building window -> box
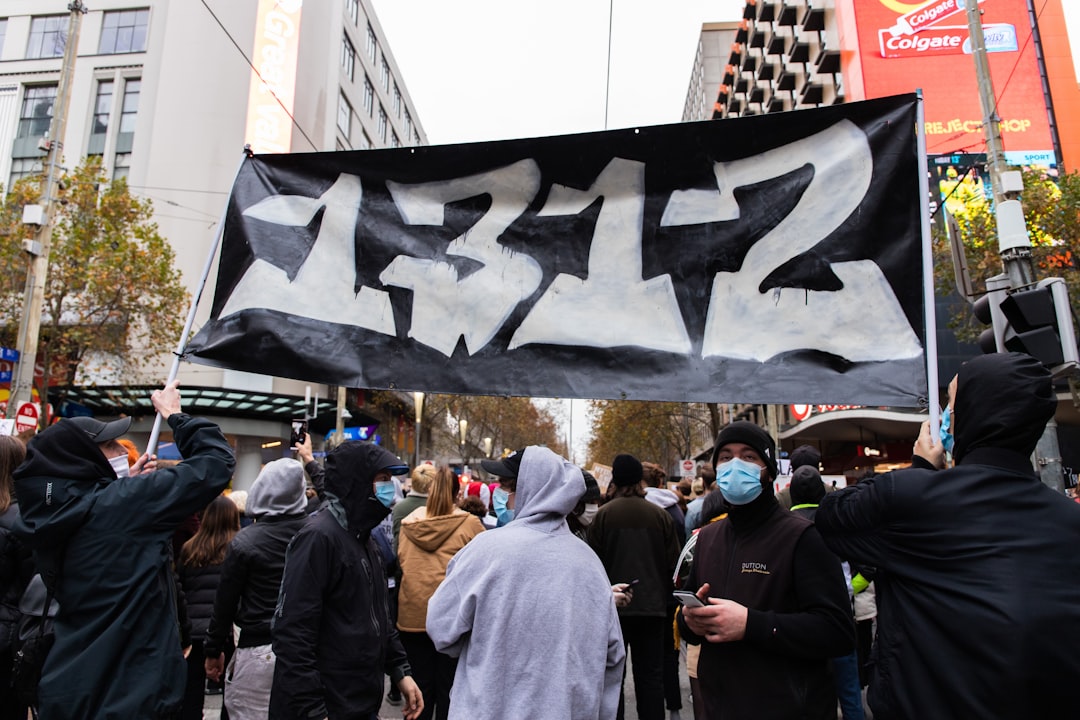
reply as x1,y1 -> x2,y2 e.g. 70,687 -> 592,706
345,0 -> 358,25
366,23 -> 377,63
119,79 -> 140,134
380,56 -> 390,92
113,152 -> 132,181
99,9 -> 149,55
413,130 -> 421,146
0,19 -> 8,58
404,110 -> 412,140
17,85 -> 57,139
391,131 -> 400,148
363,77 -> 374,116
358,130 -> 371,150
393,84 -> 401,118
9,158 -> 43,188
341,33 -> 356,82
26,15 -> 68,59
91,80 -> 114,135
377,106 -> 387,143
338,92 -> 352,137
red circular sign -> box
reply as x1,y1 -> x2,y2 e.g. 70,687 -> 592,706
15,402 -> 39,433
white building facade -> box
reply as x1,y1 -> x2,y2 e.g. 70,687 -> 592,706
0,0 -> 427,486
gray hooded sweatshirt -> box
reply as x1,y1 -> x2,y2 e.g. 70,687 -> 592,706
427,446 -> 625,720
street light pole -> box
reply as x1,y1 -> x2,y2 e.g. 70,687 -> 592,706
459,418 -> 468,478
7,1 -> 87,422
413,391 -> 424,468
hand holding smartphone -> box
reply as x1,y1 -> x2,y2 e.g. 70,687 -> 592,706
290,419 -> 308,447
672,590 -> 706,608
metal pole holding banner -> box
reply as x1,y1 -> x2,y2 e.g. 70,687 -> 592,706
916,90 -> 941,441
145,147 -> 253,456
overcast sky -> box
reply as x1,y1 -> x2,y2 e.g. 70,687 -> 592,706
371,0 -> 1080,146
368,0 -> 1080,462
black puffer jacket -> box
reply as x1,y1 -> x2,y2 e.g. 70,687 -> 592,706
0,504 -> 34,655
178,562 -> 224,639
269,442 -> 411,720
817,353 -> 1080,720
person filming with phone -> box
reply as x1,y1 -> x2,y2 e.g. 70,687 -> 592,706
676,422 -> 854,720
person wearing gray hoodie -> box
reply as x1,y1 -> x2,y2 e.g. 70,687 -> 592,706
204,457 -> 309,720
426,445 -> 625,720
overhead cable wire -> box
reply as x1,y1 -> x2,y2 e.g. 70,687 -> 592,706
198,0 -> 318,151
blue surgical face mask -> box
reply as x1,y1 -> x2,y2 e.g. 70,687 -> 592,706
492,487 -> 514,525
940,406 -> 955,455
374,480 -> 397,508
715,457 -> 764,506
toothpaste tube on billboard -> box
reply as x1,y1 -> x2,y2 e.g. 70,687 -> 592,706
879,23 -> 1018,59
887,0 -> 985,38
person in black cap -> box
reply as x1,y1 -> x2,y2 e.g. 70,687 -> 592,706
12,380 -> 236,719
816,352 -> 1080,720
677,421 -> 854,720
481,449 -> 524,527
588,453 -> 680,720
270,441 -> 423,720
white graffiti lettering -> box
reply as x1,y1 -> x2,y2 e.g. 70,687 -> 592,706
661,120 -> 922,362
511,158 -> 691,354
380,160 -> 543,356
220,174 -> 396,334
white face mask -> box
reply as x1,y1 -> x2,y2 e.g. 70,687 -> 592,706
578,503 -> 599,527
108,454 -> 130,478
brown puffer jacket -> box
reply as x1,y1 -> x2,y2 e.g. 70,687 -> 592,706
397,508 -> 484,632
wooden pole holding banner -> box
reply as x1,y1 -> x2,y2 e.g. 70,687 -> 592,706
916,90 -> 941,440
145,147 -> 253,456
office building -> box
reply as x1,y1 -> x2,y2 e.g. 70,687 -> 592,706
0,0 -> 427,486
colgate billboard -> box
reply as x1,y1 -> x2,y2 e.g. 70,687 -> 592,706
843,0 -> 1055,163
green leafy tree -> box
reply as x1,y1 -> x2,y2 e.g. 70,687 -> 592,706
935,167 -> 1080,343
586,400 -> 716,471
0,158 -> 189,418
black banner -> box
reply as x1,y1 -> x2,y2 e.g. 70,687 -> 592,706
187,94 -> 927,405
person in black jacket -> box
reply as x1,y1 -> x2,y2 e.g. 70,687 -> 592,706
205,457 -> 308,720
677,421 -> 854,720
12,380 -> 236,719
816,352 -> 1080,720
0,434 -> 31,720
588,453 -> 680,720
178,495 -> 240,720
269,441 -> 423,720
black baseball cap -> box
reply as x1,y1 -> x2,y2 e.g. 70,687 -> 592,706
67,416 -> 133,444
481,448 -> 525,478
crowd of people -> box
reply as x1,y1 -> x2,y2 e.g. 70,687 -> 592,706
1,352 -> 1080,719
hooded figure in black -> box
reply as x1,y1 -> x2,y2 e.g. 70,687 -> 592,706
817,352 -> 1080,720
12,387 -> 234,719
269,441 -> 422,720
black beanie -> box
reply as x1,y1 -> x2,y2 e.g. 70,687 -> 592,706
789,444 -> 821,471
711,421 -> 778,480
611,454 -> 644,487
789,466 -> 826,506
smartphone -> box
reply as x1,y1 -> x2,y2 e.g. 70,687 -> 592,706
672,590 -> 705,608
626,579 -> 640,588
290,419 -> 308,446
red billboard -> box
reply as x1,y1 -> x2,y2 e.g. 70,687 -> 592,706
842,0 -> 1056,166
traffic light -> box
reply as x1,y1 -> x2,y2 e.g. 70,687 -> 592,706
972,273 -> 1010,355
997,278 -> 1079,376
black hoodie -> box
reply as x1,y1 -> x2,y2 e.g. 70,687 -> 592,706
816,352 -> 1080,720
270,441 -> 411,720
13,413 -> 234,719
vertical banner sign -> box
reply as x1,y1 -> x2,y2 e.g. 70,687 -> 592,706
244,0 -> 303,154
847,0 -> 1055,166
188,95 -> 927,407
